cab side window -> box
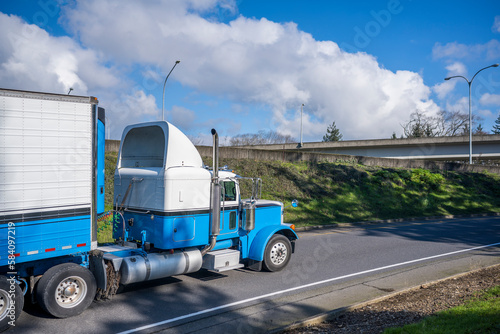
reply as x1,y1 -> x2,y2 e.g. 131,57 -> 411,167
222,181 -> 237,202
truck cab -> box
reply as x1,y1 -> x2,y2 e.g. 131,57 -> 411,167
113,121 -> 297,273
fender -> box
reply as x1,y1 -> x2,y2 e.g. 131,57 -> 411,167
248,225 -> 298,262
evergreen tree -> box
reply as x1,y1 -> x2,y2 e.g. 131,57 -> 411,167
493,114 -> 500,134
322,121 -> 343,142
474,124 -> 488,135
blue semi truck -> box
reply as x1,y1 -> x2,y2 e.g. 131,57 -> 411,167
0,88 -> 298,331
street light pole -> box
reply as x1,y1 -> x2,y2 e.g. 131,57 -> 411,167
298,104 -> 304,148
162,60 -> 180,122
444,63 -> 499,164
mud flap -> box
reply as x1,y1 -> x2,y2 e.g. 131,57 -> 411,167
246,259 -> 262,271
94,260 -> 121,300
89,250 -> 107,291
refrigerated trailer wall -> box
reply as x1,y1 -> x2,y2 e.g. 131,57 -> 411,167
0,89 -> 104,267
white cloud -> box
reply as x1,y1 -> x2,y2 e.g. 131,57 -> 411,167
0,13 -> 80,93
477,108 -> 493,119
480,93 -> 500,106
493,16 -> 500,33
444,96 -> 491,120
0,12 -> 162,138
170,105 -> 197,130
102,89 -> 161,140
445,97 -> 469,114
1,1 -> 440,140
432,40 -> 500,61
433,81 -> 455,100
61,0 -> 439,140
0,12 -> 121,95
432,42 -> 469,60
432,62 -> 466,99
446,62 -> 467,76
124,90 -> 158,116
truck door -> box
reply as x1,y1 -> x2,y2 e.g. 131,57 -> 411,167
218,180 -> 239,238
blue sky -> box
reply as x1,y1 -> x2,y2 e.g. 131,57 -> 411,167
1,0 -> 499,143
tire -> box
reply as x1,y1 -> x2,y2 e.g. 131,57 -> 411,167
0,276 -> 24,332
262,234 -> 292,272
36,263 -> 96,318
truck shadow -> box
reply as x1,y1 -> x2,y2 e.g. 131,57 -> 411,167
92,270 -> 321,334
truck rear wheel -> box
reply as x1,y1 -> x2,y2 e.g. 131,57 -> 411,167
0,276 -> 23,332
262,234 -> 292,272
36,263 -> 96,318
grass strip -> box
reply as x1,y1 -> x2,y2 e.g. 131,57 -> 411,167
384,286 -> 500,334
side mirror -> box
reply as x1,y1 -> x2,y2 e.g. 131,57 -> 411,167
284,200 -> 299,209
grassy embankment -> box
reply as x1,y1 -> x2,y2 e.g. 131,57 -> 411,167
98,153 -> 500,242
385,286 -> 500,334
97,152 -> 119,243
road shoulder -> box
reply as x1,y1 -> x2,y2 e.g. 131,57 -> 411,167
156,245 -> 500,333
278,263 -> 500,333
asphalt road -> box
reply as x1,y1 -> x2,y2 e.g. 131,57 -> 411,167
11,216 -> 500,334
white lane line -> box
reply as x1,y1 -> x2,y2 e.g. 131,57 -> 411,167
118,241 -> 500,334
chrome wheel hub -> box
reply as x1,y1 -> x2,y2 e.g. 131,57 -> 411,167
0,290 -> 10,320
55,276 -> 87,308
270,242 -> 288,265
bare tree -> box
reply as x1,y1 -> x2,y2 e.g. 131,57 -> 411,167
401,110 -> 482,138
440,110 -> 469,136
229,130 -> 296,146
401,111 -> 438,138
188,135 -> 205,145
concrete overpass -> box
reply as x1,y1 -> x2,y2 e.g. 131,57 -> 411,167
240,135 -> 500,161
105,135 -> 500,174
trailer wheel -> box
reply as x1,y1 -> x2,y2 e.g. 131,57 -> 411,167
262,234 -> 292,272
36,263 -> 96,318
0,276 -> 23,332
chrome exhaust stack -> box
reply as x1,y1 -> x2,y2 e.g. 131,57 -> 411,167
202,128 -> 221,255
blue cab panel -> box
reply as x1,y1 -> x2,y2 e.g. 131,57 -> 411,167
246,202 -> 298,261
114,205 -> 244,251
115,211 -> 210,249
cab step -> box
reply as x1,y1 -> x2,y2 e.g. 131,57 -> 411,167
202,249 -> 244,272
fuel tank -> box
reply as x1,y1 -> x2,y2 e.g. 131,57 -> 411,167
120,248 -> 202,284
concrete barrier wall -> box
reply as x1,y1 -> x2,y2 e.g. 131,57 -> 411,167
196,146 -> 500,175
106,139 -> 120,153
105,140 -> 500,174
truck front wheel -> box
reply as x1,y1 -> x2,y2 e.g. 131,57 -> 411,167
262,235 -> 292,272
0,276 -> 23,332
36,263 -> 96,318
